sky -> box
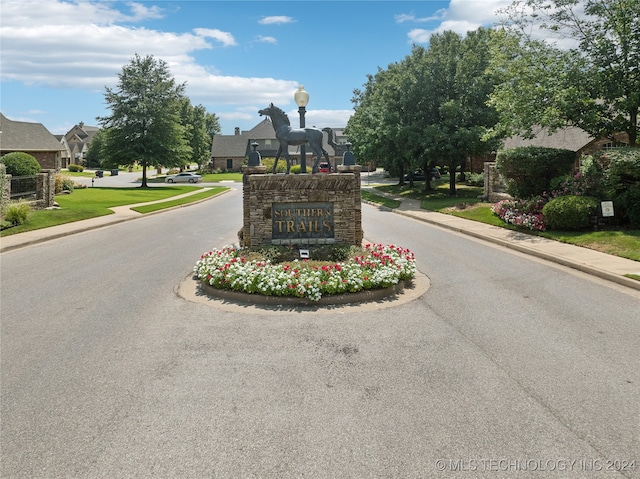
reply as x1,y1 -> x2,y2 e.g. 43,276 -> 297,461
1,0 -> 516,136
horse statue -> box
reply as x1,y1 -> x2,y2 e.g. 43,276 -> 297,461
258,103 -> 331,174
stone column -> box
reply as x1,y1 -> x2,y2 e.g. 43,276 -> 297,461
337,165 -> 363,245
241,165 -> 267,247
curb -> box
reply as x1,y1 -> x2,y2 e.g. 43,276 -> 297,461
178,272 -> 431,315
200,278 -> 413,307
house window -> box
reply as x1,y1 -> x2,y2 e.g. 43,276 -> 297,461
226,159 -> 233,170
265,139 -> 272,148
603,141 -> 629,150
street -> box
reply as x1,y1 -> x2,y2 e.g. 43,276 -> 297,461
1,190 -> 639,478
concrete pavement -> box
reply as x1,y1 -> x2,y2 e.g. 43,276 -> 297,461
2,179 -> 639,292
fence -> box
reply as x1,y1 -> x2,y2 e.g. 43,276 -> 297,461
2,170 -> 56,209
10,175 -> 38,199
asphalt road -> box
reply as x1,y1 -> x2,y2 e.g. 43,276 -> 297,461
1,190 -> 638,478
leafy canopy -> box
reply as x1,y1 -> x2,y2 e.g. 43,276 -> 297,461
98,54 -> 191,187
490,0 -> 640,146
346,27 -> 501,195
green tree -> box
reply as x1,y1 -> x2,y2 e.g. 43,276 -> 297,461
491,0 -> 640,147
85,129 -> 106,168
178,99 -> 220,170
346,68 -> 405,179
98,54 -> 191,187
348,28 -> 500,195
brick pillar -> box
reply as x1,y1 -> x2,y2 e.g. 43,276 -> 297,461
337,165 -> 363,245
241,165 -> 267,247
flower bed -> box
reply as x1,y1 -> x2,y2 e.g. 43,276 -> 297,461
491,172 -> 595,232
194,243 -> 416,302
491,199 -> 546,231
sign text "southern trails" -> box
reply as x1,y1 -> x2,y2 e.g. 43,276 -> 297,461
272,202 -> 334,240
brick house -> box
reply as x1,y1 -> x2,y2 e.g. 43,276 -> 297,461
502,126 -> 630,168
211,119 -> 350,172
0,113 -> 64,170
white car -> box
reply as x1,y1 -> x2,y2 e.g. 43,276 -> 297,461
165,172 -> 202,183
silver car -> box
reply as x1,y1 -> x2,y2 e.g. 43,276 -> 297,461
165,172 -> 202,183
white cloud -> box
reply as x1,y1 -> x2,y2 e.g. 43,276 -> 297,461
126,2 -> 165,22
1,23 -> 212,89
1,0 -> 164,26
0,0 -> 289,104
403,0 -> 513,43
446,0 -> 512,25
258,15 -> 295,25
193,28 -> 237,47
395,10 -> 447,24
256,35 -> 278,44
289,109 -> 353,128
0,1 -> 349,133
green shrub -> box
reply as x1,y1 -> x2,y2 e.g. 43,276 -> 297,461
1,152 -> 41,176
262,157 -> 292,174
542,195 -> 598,230
615,184 -> 640,228
600,147 -> 640,226
466,172 -> 484,187
3,200 -> 32,226
54,174 -> 76,193
309,244 -> 357,262
496,146 -> 576,198
579,154 -> 607,197
68,164 -> 84,172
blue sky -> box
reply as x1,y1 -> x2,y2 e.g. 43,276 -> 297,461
1,0 -> 514,136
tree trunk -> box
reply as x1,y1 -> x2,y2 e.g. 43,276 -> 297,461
140,160 -> 149,188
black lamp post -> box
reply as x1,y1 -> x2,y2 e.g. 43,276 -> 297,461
294,85 -> 309,173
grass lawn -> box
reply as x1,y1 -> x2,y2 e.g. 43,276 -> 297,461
132,187 -> 226,213
1,186 -> 227,236
146,172 -> 243,183
361,190 -> 401,209
374,179 -> 484,211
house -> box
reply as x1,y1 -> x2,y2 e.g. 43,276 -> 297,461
0,113 -> 64,170
54,134 -> 72,168
501,126 -> 630,168
63,121 -> 100,166
211,119 -> 350,172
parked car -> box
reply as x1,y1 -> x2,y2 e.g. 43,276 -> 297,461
318,162 -> 332,173
165,172 -> 202,183
403,168 -> 441,181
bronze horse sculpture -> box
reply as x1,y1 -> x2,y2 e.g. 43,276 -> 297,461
258,104 -> 332,174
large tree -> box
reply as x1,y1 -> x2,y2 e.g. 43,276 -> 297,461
346,68 -> 404,179
98,54 -> 191,187
179,99 -> 219,171
348,28 -> 500,195
420,29 -> 502,195
490,0 -> 640,146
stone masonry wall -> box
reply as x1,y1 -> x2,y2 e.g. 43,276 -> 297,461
483,162 -> 512,202
242,165 -> 363,247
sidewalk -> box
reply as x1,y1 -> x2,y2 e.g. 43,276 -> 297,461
2,185 -> 639,292
361,187 -> 640,292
